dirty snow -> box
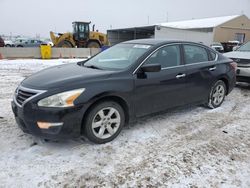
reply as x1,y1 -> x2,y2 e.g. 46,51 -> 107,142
0,59 -> 250,188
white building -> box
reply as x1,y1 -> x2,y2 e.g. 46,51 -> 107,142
107,15 -> 250,46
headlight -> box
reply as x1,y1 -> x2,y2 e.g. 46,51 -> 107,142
38,88 -> 85,107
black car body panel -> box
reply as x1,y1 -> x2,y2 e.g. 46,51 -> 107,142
22,63 -> 115,90
12,99 -> 85,138
134,65 -> 187,116
11,39 -> 236,140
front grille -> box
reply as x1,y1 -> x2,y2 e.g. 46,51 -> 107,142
16,88 -> 37,106
237,59 -> 250,67
232,58 -> 250,64
238,63 -> 250,68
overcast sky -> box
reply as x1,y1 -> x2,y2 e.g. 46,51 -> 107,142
0,0 -> 250,38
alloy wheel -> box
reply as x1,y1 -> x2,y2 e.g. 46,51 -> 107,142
91,107 -> 121,139
212,84 -> 225,106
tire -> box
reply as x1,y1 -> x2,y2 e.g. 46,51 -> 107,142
5,44 -> 11,47
206,80 -> 227,109
17,45 -> 23,47
87,41 -> 101,48
84,101 -> 125,144
57,40 -> 73,48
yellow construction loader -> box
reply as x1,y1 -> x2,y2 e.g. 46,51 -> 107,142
50,21 -> 109,48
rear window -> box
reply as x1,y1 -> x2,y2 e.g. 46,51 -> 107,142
209,50 -> 217,61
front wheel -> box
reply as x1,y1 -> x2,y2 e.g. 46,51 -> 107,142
84,101 -> 125,144
87,41 -> 101,48
206,80 -> 227,109
57,40 -> 73,48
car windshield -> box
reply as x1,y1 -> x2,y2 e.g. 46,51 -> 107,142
237,41 -> 250,52
84,43 -> 152,70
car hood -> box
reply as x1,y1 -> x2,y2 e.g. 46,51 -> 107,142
224,51 -> 250,59
21,63 -> 114,90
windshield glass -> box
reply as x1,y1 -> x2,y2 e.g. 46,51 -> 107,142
237,41 -> 250,51
84,43 -> 152,70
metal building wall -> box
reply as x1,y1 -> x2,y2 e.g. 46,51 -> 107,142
107,26 -> 155,45
154,26 -> 214,46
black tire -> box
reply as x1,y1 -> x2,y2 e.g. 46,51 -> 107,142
206,80 -> 227,109
5,44 -> 11,47
84,101 -> 125,144
87,41 -> 101,48
17,45 -> 23,47
57,40 -> 73,48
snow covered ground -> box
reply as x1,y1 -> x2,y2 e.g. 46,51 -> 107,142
0,59 -> 250,188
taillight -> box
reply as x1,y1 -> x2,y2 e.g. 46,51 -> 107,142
230,62 -> 237,72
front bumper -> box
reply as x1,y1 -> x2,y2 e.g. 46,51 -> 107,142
236,67 -> 250,83
11,99 -> 86,139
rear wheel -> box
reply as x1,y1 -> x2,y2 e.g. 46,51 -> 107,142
84,101 -> 125,144
87,41 -> 101,48
206,80 -> 226,109
57,40 -> 73,48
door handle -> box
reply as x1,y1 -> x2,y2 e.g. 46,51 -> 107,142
209,66 -> 216,71
176,73 -> 186,79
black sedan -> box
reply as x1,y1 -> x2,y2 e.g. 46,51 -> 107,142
12,39 -> 236,144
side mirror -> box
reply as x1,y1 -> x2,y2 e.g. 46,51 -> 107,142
141,64 -> 161,73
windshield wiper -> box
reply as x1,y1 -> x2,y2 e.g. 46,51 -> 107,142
84,64 -> 102,70
77,61 -> 86,66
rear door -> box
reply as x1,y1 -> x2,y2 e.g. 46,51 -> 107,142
134,44 -> 187,117
182,44 -> 217,103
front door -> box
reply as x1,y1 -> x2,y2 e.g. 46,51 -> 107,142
133,44 -> 187,117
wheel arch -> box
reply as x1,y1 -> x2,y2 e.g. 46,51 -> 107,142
217,76 -> 229,95
57,40 -> 74,48
87,39 -> 101,48
81,95 -> 130,133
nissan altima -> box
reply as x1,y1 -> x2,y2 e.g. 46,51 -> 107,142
11,39 -> 236,144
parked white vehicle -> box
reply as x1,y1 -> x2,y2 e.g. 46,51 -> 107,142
224,41 -> 250,83
45,41 -> 54,46
210,42 -> 224,52
4,40 -> 14,47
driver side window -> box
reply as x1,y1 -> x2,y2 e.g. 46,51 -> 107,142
144,45 -> 181,68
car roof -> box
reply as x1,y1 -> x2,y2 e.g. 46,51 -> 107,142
122,39 -> 204,46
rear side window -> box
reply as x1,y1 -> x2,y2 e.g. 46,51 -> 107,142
209,50 -> 217,61
184,45 -> 209,64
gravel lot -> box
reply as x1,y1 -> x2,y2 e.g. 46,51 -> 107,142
0,59 -> 250,188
